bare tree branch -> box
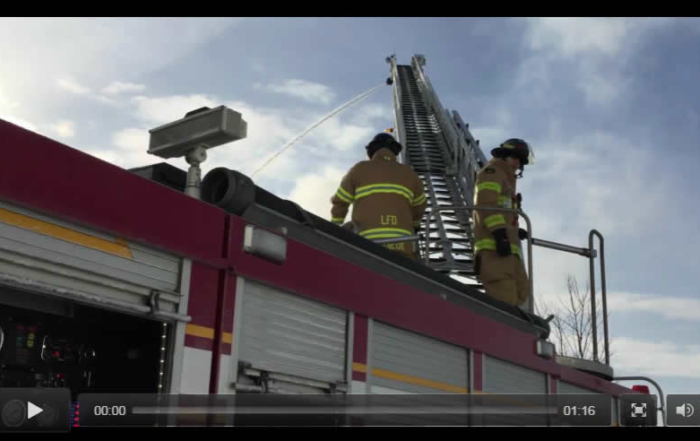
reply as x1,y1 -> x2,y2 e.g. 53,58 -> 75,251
538,273 -> 614,363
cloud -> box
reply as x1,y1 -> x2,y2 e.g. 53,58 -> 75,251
56,78 -> 121,107
522,17 -> 673,59
576,61 -> 630,106
607,292 -> 700,322
524,18 -> 629,58
131,94 -> 220,125
50,120 -> 75,138
519,128 -> 683,314
612,337 -> 700,379
518,18 -> 675,108
205,101 -> 307,182
470,104 -> 513,149
55,77 -> 120,106
283,101 -> 393,160
82,126 -> 174,170
0,18 -> 237,130
57,78 -> 91,95
522,130 -> 669,240
113,127 -> 149,152
286,166 -> 349,218
347,103 -> 392,127
250,60 -> 265,73
102,81 -> 146,95
0,18 -> 237,84
255,79 -> 336,105
530,250 -> 591,311
0,89 -> 19,111
83,128 -> 148,168
94,95 -> 119,105
306,116 -> 375,152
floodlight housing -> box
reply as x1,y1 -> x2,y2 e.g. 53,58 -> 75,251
148,105 -> 247,159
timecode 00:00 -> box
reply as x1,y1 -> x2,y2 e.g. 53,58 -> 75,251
93,406 -> 128,416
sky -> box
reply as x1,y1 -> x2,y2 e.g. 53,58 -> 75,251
1,17 -> 699,413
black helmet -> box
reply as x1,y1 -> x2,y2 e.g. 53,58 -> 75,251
366,133 -> 402,158
491,138 -> 535,165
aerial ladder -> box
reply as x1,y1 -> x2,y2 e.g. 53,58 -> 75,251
386,54 -> 488,293
387,54 -> 625,370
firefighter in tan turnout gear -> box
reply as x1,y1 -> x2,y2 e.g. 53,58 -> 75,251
330,133 -> 427,259
473,138 -> 535,307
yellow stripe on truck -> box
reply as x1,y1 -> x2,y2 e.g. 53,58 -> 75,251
0,206 -> 133,259
185,324 -> 233,344
353,363 -> 468,394
353,363 -> 368,373
185,324 -> 215,339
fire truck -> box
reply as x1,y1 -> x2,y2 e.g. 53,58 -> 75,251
0,55 -> 663,426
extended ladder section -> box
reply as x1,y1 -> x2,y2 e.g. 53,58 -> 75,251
385,56 -> 620,375
387,55 -> 487,287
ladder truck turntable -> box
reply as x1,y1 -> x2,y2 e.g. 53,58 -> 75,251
0,55 -> 661,426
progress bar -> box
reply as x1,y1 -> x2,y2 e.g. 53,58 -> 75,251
78,393 -> 613,426
131,406 -> 556,415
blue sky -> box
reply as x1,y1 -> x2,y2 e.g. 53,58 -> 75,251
1,17 -> 699,406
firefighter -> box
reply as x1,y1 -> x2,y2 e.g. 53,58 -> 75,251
472,138 -> 535,307
330,133 -> 427,260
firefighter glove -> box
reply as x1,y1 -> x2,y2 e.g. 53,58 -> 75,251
492,228 -> 511,256
518,228 -> 529,241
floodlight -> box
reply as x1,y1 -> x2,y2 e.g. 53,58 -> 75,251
147,106 -> 247,199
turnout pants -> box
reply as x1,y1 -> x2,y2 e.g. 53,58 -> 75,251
476,250 -> 529,306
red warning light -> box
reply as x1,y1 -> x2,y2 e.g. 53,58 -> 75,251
632,385 -> 650,394
54,351 -> 60,357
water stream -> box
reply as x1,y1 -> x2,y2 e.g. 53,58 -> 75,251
251,82 -> 386,178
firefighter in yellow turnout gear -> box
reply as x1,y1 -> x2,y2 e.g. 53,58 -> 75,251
473,138 -> 535,307
330,133 -> 427,259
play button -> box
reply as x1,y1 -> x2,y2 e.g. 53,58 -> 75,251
0,389 -> 69,432
27,402 -> 43,420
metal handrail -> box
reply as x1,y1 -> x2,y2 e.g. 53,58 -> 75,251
613,376 -> 666,426
529,231 -> 609,366
422,206 -> 610,366
531,237 -> 596,258
589,229 -> 609,365
424,205 -> 534,314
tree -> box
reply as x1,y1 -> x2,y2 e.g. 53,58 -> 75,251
536,273 -> 612,362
